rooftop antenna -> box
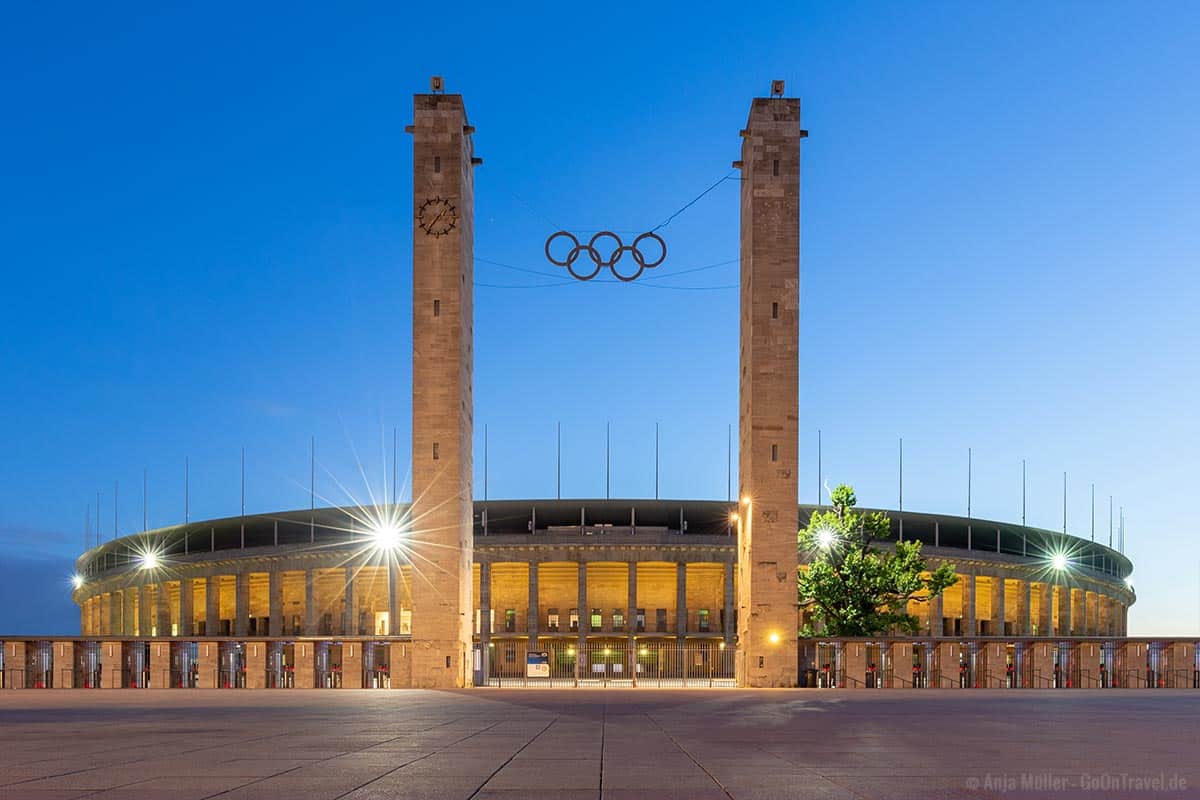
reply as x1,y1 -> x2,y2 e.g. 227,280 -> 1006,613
185,457 -> 190,524
1090,482 -> 1095,541
1109,495 -> 1113,548
114,480 -> 119,540
483,424 -> 488,503
142,468 -> 148,532
1019,463 -> 1028,556
392,427 -> 398,505
1062,471 -> 1068,535
967,448 -> 972,519
556,422 -> 561,500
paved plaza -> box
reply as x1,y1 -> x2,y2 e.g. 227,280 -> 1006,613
1,690 -> 1197,799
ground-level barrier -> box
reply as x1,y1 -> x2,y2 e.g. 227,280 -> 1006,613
2,636 -> 1197,688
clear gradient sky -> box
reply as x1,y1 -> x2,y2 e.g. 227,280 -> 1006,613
1,3 -> 1197,635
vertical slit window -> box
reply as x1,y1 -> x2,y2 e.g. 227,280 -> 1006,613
433,299 -> 440,317
433,443 -> 440,460
771,302 -> 779,319
772,159 -> 779,176
434,156 -> 441,173
771,444 -> 779,461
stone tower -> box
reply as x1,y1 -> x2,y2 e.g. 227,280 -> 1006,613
408,87 -> 476,688
736,88 -> 803,687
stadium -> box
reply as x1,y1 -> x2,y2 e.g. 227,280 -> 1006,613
44,498 -> 1145,690
6,82 -> 1194,692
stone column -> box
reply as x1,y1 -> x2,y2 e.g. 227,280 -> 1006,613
196,641 -> 218,689
179,579 -> 194,637
53,641 -> 76,689
343,567 -> 356,636
723,561 -> 735,645
123,588 -> 136,636
1016,580 -> 1031,637
577,561 -> 588,672
627,562 -> 639,638
1057,585 -> 1072,636
962,572 -> 976,636
1031,640 -> 1056,687
205,576 -> 220,637
155,583 -> 171,637
150,641 -> 170,689
1036,582 -> 1052,637
388,564 -> 401,636
138,585 -> 153,637
294,641 -> 315,689
1080,589 -> 1089,636
526,562 -> 538,640
304,569 -> 317,635
109,591 -> 123,636
235,573 -> 250,637
342,641 -> 363,689
990,575 -> 1004,636
268,571 -> 283,637
929,590 -> 943,637
676,562 -> 688,638
245,641 -> 266,689
479,561 -> 492,647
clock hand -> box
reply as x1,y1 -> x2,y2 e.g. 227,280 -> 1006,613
428,207 -> 446,230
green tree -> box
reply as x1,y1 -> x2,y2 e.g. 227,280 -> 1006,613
798,484 -> 957,636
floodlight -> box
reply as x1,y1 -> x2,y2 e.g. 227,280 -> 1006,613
817,526 -> 836,550
1051,552 -> 1068,571
369,521 -> 404,551
71,574 -> 85,590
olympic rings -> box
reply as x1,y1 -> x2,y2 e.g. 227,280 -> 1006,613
545,230 -> 667,282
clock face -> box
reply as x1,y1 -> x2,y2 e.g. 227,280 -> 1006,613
418,197 -> 457,237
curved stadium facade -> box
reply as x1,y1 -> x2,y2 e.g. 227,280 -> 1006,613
32,498 -> 1153,691
71,500 -> 1134,645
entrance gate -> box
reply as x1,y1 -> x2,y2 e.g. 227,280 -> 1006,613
486,640 -> 734,687
170,642 -> 198,688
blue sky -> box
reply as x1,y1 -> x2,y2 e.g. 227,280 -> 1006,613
1,3 -> 1197,634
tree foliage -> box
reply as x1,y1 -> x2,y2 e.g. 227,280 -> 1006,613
798,484 -> 957,637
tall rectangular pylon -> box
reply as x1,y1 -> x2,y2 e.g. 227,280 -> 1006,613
736,89 -> 803,687
408,89 -> 476,688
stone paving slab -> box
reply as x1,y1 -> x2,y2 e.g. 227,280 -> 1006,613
1,689 -> 1198,798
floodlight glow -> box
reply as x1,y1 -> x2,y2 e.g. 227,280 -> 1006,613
1051,552 -> 1069,571
71,574 -> 84,590
816,526 -> 836,550
741,495 -> 751,505
369,521 -> 404,551
768,632 -> 781,644
1124,576 -> 1134,590
140,551 -> 161,570
729,512 -> 740,522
